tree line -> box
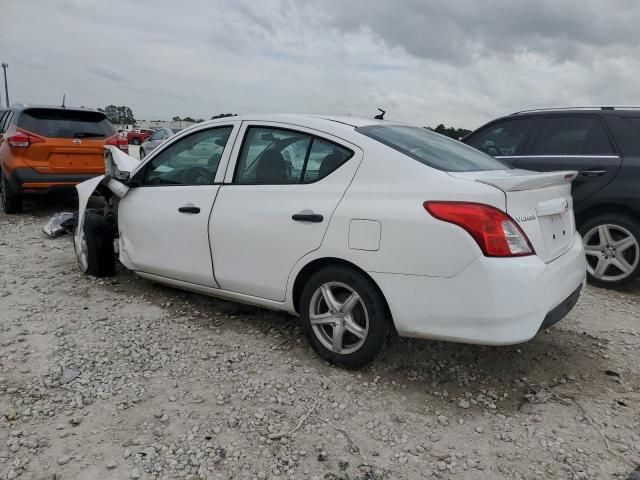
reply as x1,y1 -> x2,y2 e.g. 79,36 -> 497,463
99,106 -> 470,139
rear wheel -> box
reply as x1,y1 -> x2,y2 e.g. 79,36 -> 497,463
580,213 -> 640,288
299,266 -> 393,369
74,213 -> 115,277
139,147 -> 146,160
1,170 -> 23,214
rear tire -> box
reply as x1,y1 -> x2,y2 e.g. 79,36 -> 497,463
299,266 -> 393,369
74,213 -> 115,277
139,147 -> 146,160
579,213 -> 640,288
1,170 -> 23,214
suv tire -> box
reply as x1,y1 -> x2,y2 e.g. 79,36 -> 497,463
74,213 -> 115,277
580,213 -> 640,288
299,266 -> 393,369
1,170 -> 23,214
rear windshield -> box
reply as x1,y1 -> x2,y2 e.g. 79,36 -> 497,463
18,109 -> 115,138
357,125 -> 510,172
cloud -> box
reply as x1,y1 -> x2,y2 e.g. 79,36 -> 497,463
88,64 -> 128,82
0,0 -> 639,128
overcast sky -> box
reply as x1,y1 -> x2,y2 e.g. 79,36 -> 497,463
1,0 -> 639,128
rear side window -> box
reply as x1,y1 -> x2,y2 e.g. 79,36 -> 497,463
234,127 -> 353,184
18,109 -> 115,138
528,116 -> 615,155
466,118 -> 533,156
357,125 -> 509,172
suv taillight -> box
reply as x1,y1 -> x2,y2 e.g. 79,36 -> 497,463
106,134 -> 129,152
424,201 -> 534,257
8,131 -> 45,148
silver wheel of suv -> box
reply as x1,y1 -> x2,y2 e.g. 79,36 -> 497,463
583,224 -> 640,283
308,282 -> 369,355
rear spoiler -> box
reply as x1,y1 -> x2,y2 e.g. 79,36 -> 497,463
449,169 -> 578,192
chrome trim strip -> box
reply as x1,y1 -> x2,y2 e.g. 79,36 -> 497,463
495,155 -> 620,159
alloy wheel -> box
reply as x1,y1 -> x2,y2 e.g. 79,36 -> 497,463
583,224 -> 639,282
308,282 -> 369,355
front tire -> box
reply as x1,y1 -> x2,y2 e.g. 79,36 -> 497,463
299,266 -> 393,369
1,170 -> 23,214
580,213 -> 640,288
139,147 -> 146,160
74,213 -> 115,277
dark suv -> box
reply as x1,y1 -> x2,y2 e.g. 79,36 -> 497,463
463,107 -> 640,288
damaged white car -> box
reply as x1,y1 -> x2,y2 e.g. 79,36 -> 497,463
74,115 -> 586,369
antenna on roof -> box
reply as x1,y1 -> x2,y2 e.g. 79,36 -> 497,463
61,94 -> 66,108
374,108 -> 386,120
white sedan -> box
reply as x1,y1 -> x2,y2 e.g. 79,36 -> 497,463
74,115 -> 586,369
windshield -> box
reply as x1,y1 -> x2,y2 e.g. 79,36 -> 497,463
357,125 -> 510,172
18,109 -> 115,139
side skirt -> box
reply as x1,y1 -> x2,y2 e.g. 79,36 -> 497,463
134,271 -> 297,315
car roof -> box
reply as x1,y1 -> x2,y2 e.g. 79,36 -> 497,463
201,114 -> 407,137
511,106 -> 640,117
10,103 -> 102,113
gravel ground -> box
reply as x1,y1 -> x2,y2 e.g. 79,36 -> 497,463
1,193 -> 640,480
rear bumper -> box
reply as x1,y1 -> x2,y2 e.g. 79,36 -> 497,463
7,168 -> 101,193
370,232 -> 586,345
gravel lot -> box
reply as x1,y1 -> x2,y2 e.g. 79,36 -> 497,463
1,190 -> 640,480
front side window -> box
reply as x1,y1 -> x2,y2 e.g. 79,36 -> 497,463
529,116 -> 615,155
142,126 -> 232,186
357,125 -> 509,172
234,127 -> 353,184
466,118 -> 533,156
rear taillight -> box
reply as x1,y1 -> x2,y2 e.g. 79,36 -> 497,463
424,201 -> 534,257
8,131 -> 45,148
106,134 -> 129,152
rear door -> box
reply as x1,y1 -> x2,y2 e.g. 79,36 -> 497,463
210,122 -> 362,301
17,109 -> 115,174
510,115 -> 621,205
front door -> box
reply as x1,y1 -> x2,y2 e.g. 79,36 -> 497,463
210,122 -> 362,301
118,124 -> 238,286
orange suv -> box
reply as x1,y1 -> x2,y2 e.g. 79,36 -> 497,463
0,104 -> 128,213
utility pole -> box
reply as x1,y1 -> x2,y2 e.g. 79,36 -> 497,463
1,63 -> 9,107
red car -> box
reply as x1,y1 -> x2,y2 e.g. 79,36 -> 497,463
127,128 -> 155,145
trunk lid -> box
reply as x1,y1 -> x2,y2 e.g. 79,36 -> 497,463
449,169 -> 578,263
22,136 -> 106,174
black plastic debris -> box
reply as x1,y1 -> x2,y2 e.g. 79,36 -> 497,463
605,370 -> 621,377
43,212 -> 77,238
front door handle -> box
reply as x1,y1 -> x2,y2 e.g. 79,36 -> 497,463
292,213 -> 323,223
178,205 -> 200,214
580,169 -> 606,177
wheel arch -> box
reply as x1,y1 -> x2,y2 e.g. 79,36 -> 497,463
291,257 -> 393,322
575,202 -> 640,228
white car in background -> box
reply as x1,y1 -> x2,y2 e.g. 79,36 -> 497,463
74,115 -> 586,369
139,127 -> 181,159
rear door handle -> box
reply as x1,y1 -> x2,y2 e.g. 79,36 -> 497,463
178,205 -> 200,214
292,213 -> 323,223
579,169 -> 606,177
